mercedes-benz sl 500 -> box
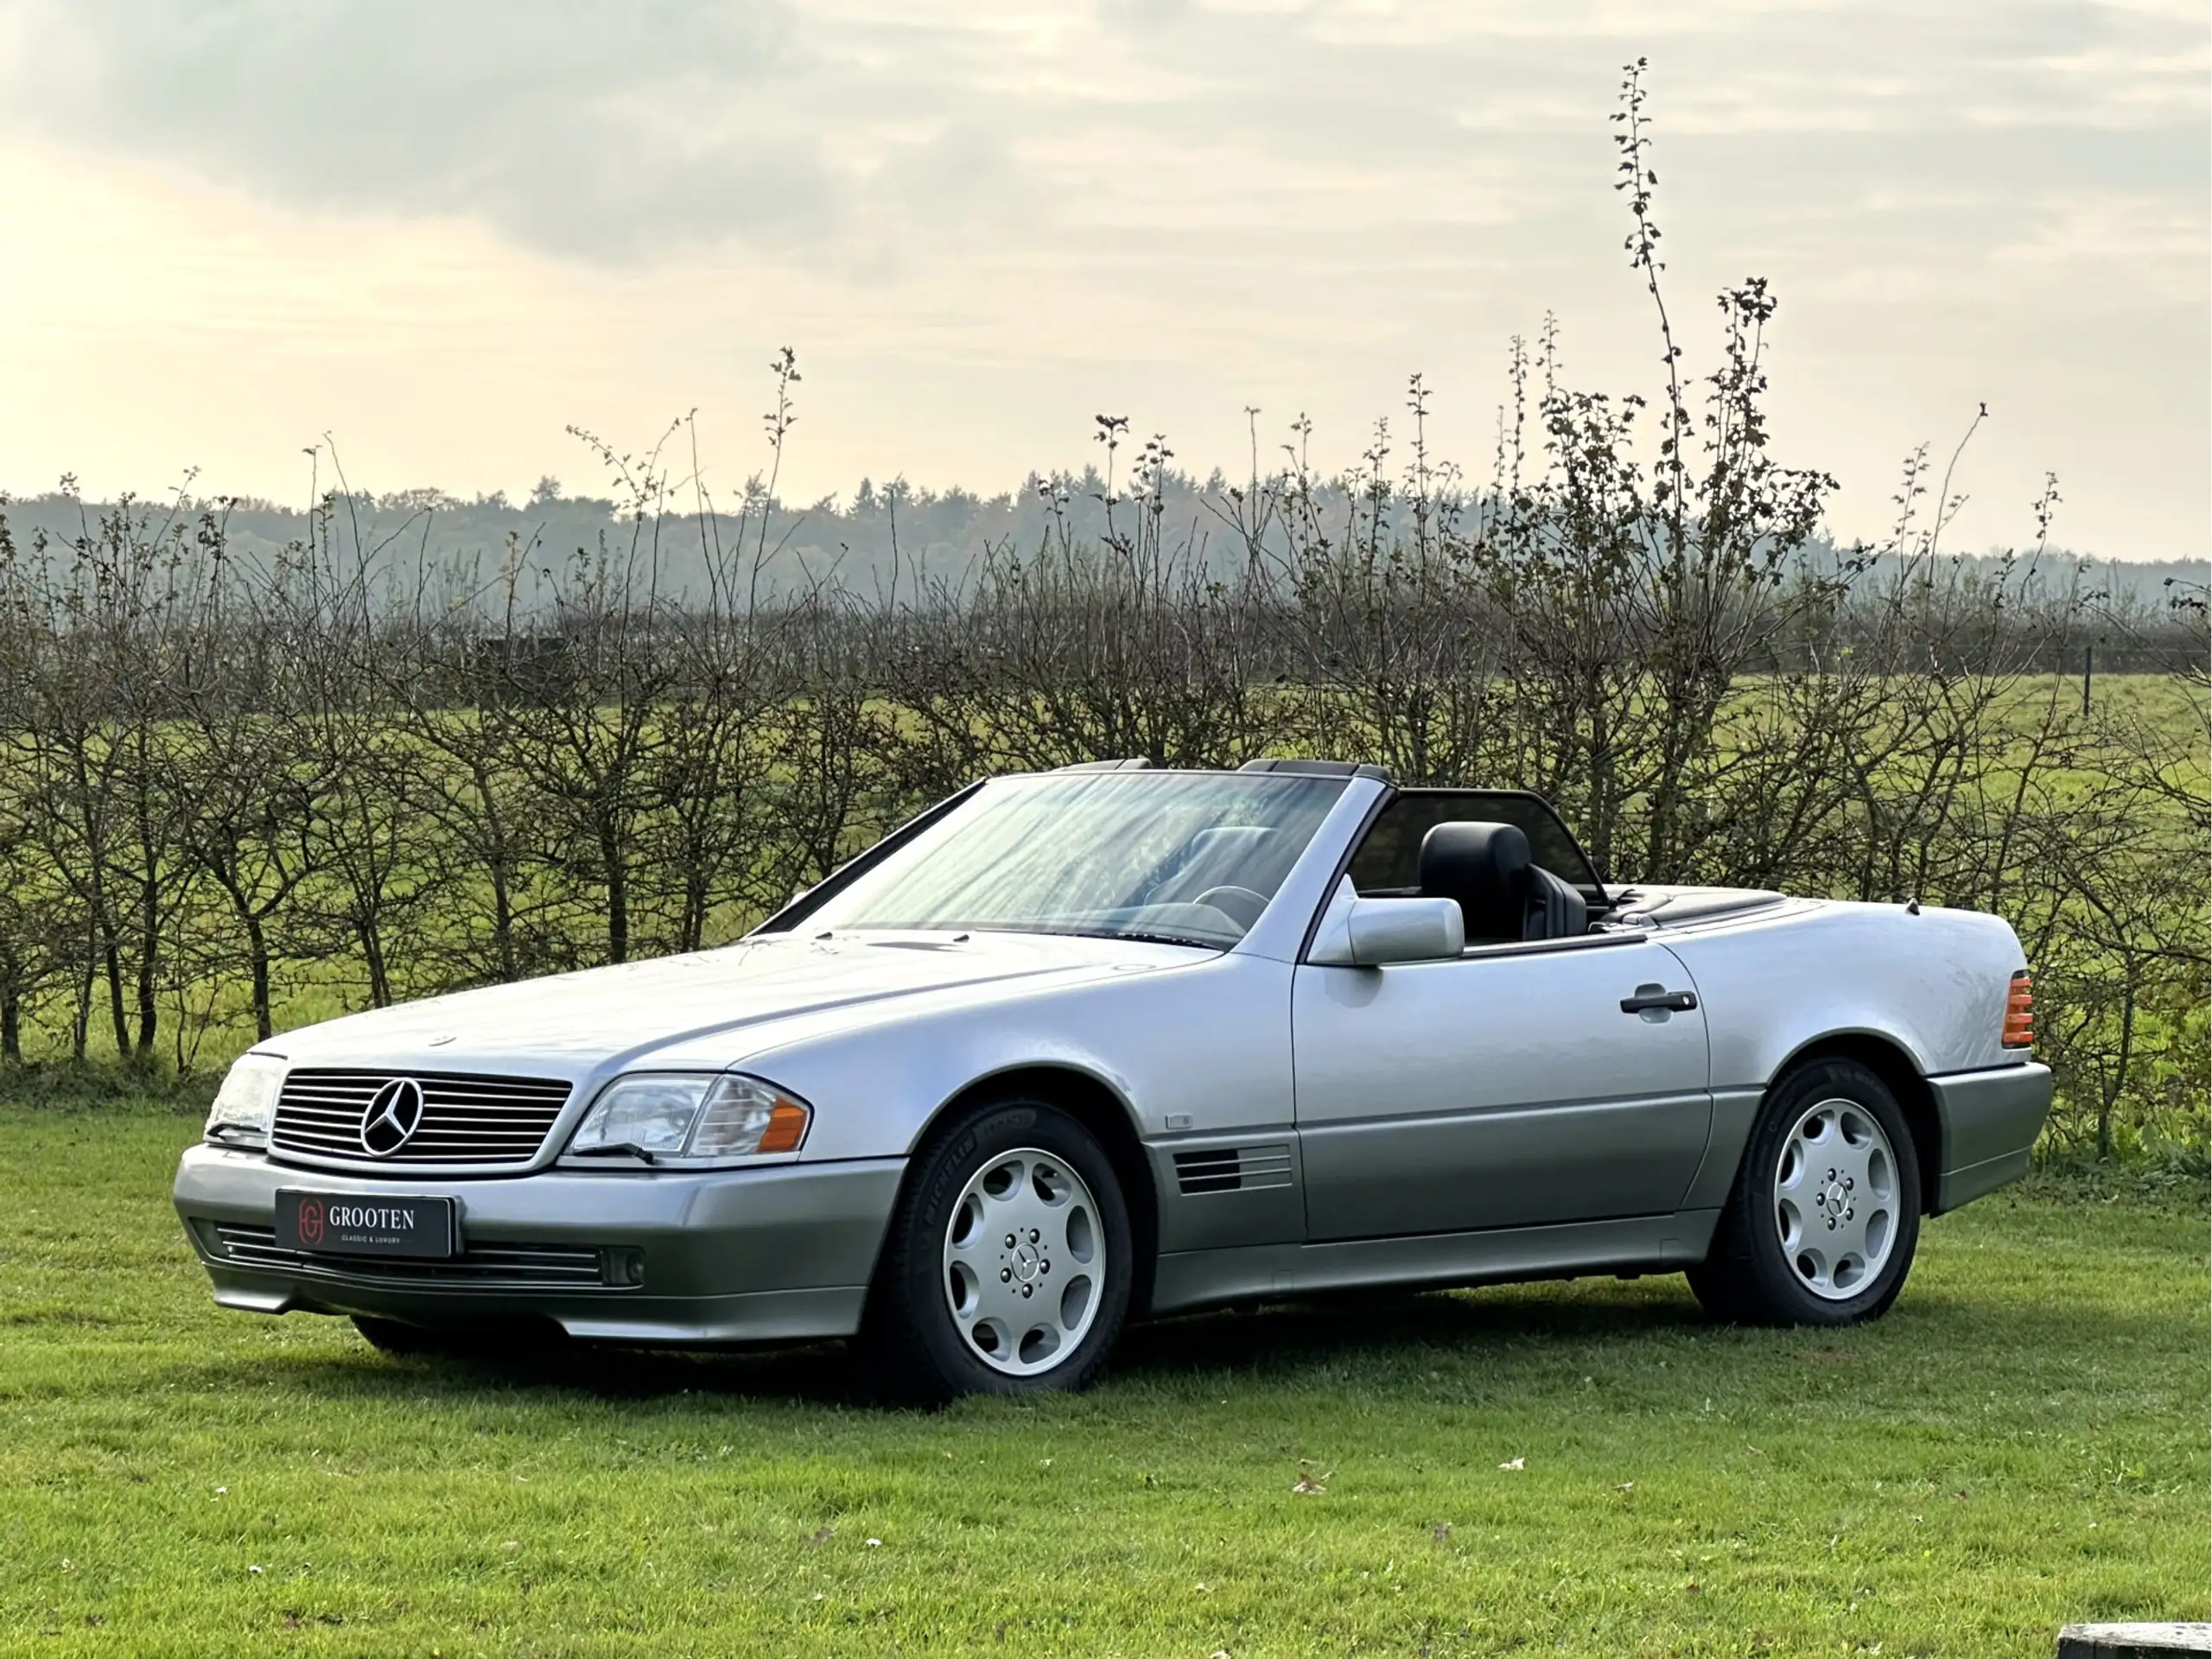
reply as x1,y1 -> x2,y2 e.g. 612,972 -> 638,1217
175,760 -> 2051,1398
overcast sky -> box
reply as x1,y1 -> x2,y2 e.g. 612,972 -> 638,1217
0,0 -> 2203,560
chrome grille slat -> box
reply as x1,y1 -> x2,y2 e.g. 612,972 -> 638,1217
284,1107 -> 557,1121
213,1224 -> 610,1287
281,1106 -> 562,1119
274,1141 -> 546,1150
276,1110 -> 564,1121
284,1091 -> 559,1106
276,1128 -> 550,1140
272,1067 -> 572,1168
279,1123 -> 553,1136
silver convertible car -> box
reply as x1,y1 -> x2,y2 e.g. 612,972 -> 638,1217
175,761 -> 2051,1398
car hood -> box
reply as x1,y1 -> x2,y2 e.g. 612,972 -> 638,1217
260,930 -> 1206,1079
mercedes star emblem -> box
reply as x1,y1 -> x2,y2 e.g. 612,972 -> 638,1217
359,1077 -> 427,1156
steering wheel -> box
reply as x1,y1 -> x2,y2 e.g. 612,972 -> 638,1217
1194,885 -> 1268,931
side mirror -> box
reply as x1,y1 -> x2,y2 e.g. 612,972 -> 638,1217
1308,883 -> 1465,967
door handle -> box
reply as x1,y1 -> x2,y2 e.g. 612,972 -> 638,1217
1620,985 -> 1698,1014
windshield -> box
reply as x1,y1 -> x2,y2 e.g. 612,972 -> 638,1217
803,772 -> 1349,947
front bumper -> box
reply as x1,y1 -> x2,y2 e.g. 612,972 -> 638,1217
1929,1061 -> 2052,1214
173,1144 -> 905,1345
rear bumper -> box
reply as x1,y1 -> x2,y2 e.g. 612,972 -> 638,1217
1928,1062 -> 2052,1214
173,1143 -> 905,1345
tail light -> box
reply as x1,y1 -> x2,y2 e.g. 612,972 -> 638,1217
2001,970 -> 2034,1049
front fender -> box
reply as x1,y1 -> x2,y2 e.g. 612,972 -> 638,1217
731,952 -> 1300,1162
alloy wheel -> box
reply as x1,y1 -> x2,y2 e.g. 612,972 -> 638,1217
1772,1096 -> 1899,1300
940,1147 -> 1104,1376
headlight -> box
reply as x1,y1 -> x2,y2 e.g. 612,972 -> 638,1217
205,1054 -> 285,1147
566,1072 -> 810,1164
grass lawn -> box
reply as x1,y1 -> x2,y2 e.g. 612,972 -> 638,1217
1,1107 -> 2204,1657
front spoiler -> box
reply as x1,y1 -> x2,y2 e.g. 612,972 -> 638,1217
174,1143 -> 905,1346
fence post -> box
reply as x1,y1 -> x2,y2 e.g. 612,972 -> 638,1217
2056,1624 -> 2211,1658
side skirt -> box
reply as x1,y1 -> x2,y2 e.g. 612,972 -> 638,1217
1147,1210 -> 1721,1317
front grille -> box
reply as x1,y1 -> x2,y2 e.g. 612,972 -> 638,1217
213,1224 -> 612,1288
271,1068 -> 572,1166
1174,1143 -> 1294,1196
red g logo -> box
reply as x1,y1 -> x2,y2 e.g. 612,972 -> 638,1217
297,1199 -> 324,1246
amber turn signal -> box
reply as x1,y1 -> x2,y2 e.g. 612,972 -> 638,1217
2001,969 -> 2034,1049
757,1099 -> 811,1154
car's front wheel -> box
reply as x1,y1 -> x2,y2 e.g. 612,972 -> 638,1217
1688,1057 -> 1923,1326
864,1097 -> 1133,1402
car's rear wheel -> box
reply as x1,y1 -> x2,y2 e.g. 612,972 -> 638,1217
1688,1058 -> 1923,1326
863,1097 -> 1133,1402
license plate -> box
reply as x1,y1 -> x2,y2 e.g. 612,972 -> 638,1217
275,1190 -> 457,1259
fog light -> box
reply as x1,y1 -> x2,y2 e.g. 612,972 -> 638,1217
603,1248 -> 646,1287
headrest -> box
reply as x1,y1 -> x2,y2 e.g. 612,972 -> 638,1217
1418,821 -> 1531,941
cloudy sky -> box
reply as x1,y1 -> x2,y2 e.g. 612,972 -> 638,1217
0,0 -> 2203,559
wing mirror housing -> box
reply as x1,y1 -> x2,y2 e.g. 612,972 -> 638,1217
1307,881 -> 1465,966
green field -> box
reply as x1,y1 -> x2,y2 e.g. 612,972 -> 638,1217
2,1106 -> 2204,1656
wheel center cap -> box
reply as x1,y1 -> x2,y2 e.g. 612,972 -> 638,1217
1825,1182 -> 1847,1211
1010,1243 -> 1042,1281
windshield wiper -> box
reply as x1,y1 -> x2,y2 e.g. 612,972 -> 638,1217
1058,927 -> 1227,950
567,1142 -> 661,1166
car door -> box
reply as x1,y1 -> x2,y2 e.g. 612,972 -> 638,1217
1292,935 -> 1711,1241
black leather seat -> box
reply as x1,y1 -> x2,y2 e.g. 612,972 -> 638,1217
1525,863 -> 1590,942
1418,821 -> 1589,944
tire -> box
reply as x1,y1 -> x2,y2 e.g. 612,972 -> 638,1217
863,1097 -> 1135,1402
1688,1058 -> 1923,1327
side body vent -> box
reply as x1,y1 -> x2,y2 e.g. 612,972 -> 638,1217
1173,1143 -> 1294,1196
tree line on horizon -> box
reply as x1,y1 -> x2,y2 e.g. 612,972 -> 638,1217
3,458 -> 2201,629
